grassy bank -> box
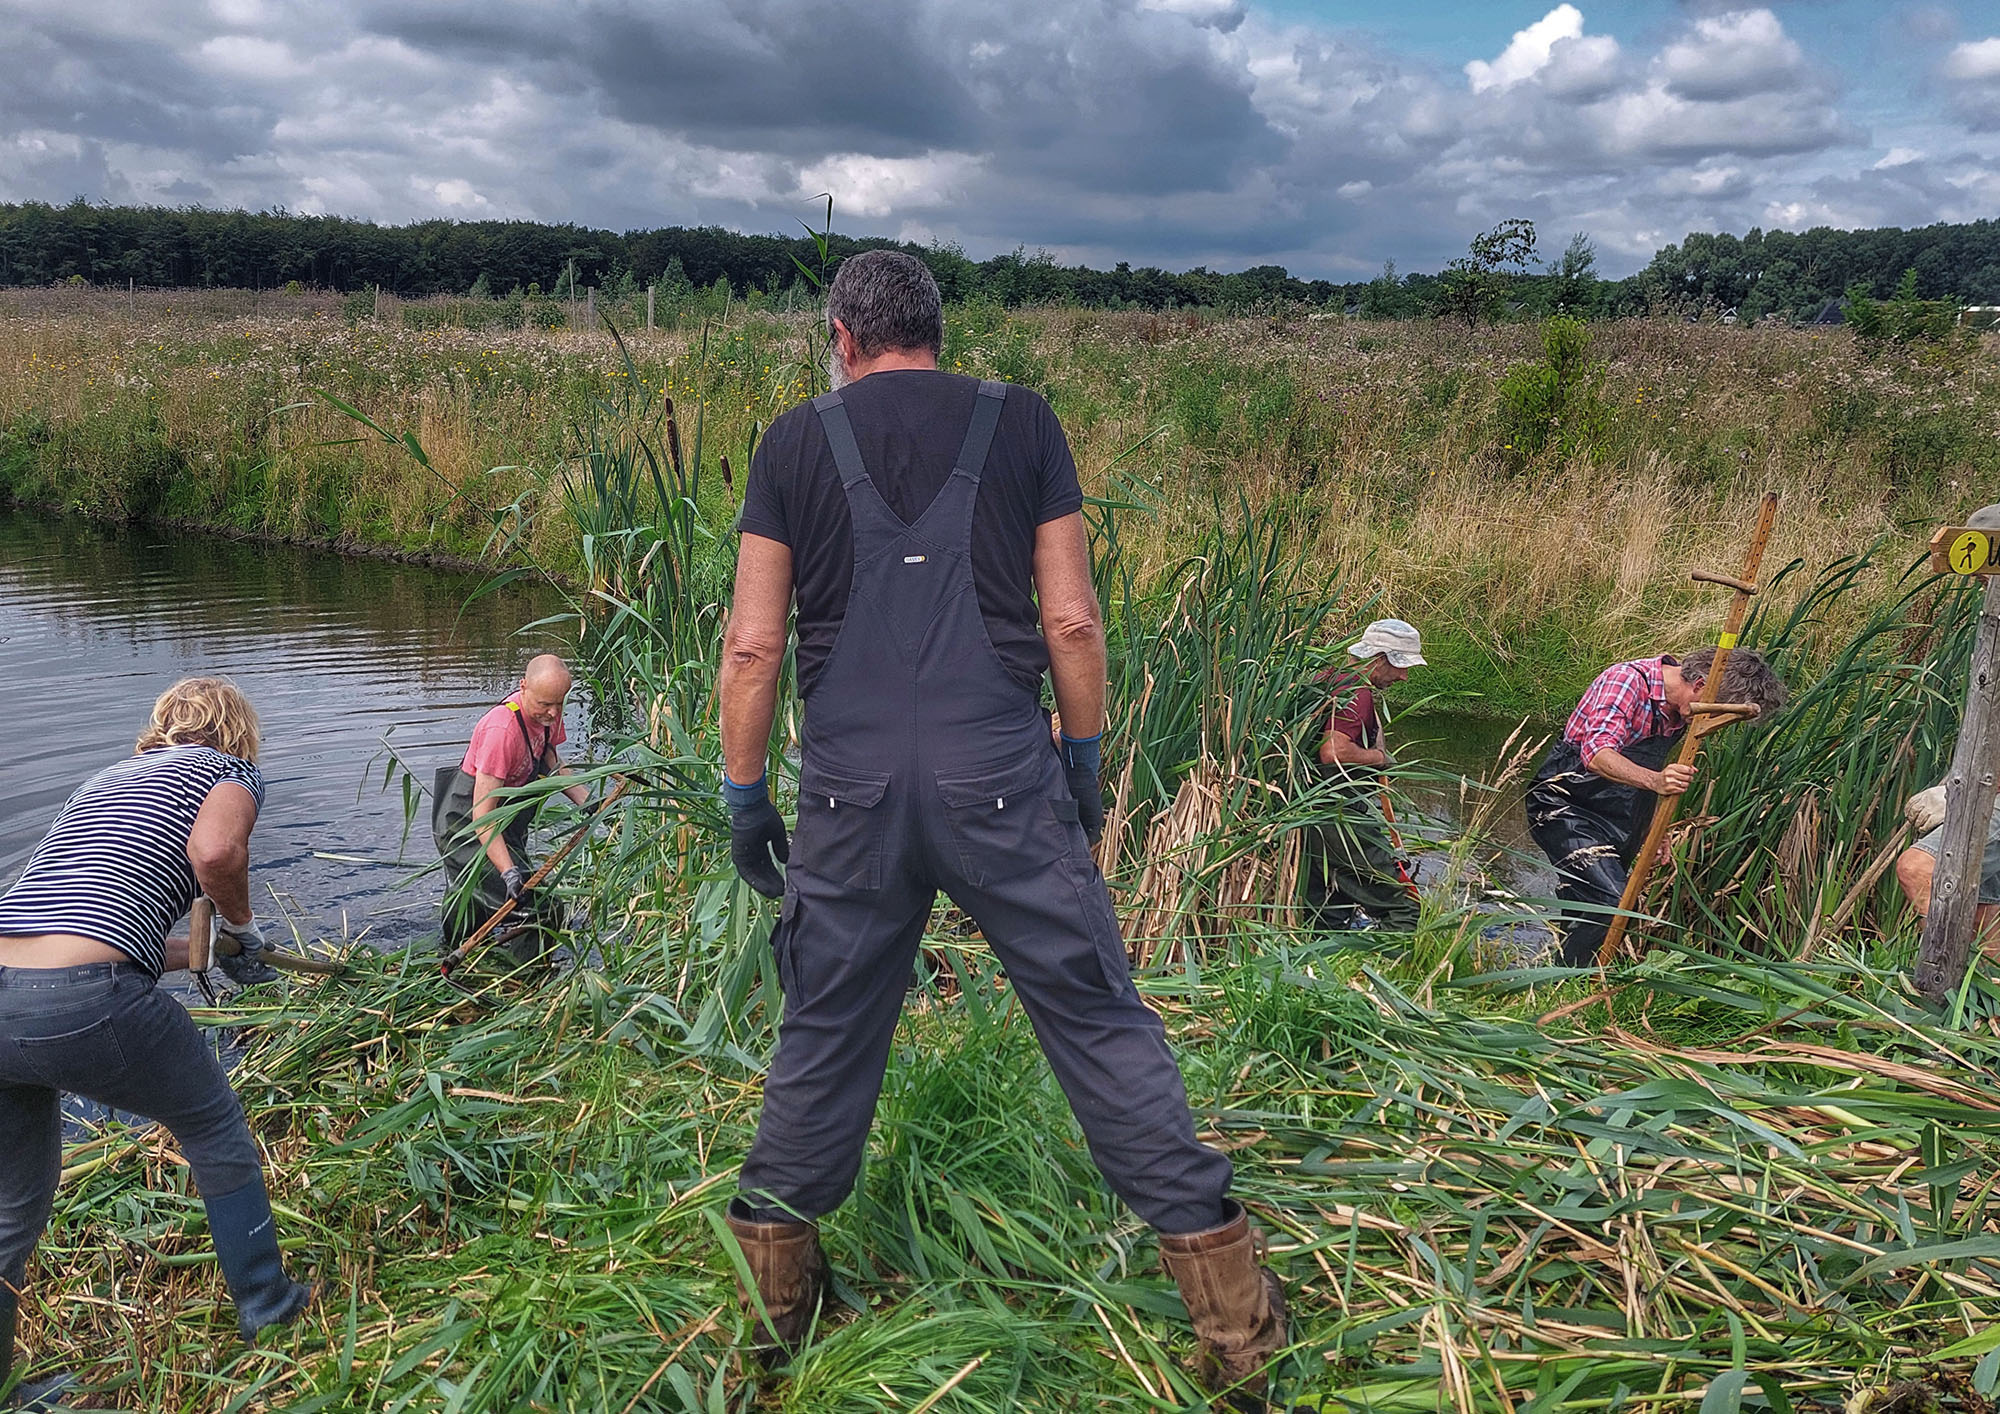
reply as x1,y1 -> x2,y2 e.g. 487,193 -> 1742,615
26,935 -> 2000,1413
4,287 -> 1996,719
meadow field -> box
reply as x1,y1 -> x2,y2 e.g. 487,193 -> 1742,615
4,286 -> 1996,718
6,286 -> 2000,1412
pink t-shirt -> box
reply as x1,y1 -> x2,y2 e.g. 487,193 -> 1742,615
460,691 -> 566,787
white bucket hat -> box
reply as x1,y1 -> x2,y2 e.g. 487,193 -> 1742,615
1347,618 -> 1427,668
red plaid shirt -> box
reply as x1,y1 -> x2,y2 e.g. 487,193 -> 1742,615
1564,657 -> 1685,766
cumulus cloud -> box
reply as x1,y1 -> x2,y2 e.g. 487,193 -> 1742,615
1657,9 -> 1807,101
0,0 -> 1986,280
1943,36 -> 2000,129
1466,5 -> 1585,93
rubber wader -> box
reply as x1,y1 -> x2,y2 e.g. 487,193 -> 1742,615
0,1285 -> 73,1411
1159,1200 -> 1289,1409
205,1177 -> 312,1342
1525,734 -> 1675,965
723,1200 -> 824,1362
432,706 -> 557,967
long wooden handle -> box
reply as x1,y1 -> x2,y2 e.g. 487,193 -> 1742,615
440,775 -> 632,974
188,897 -> 214,973
1597,491 -> 1780,966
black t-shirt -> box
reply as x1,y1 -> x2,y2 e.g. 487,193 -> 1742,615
738,370 -> 1084,698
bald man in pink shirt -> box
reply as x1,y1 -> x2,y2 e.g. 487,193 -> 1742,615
432,655 -> 588,965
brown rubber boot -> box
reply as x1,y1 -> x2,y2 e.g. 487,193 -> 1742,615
1158,1200 -> 1288,1409
723,1201 -> 825,1361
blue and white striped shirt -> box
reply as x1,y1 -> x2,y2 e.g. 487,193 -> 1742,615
0,746 -> 265,976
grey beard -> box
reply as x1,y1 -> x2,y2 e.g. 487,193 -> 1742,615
825,342 -> 852,391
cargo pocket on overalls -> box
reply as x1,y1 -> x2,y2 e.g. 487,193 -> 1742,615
793,763 -> 891,890
936,751 -> 1068,886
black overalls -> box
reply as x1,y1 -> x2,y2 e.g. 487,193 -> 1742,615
431,706 -> 559,965
737,381 -> 1232,1236
1524,734 -> 1674,966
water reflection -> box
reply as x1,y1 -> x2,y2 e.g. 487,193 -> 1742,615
0,513 -> 572,951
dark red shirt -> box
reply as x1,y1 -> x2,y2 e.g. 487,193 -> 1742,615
1322,668 -> 1379,753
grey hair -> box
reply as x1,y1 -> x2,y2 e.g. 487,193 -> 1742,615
1678,646 -> 1788,723
827,250 -> 943,359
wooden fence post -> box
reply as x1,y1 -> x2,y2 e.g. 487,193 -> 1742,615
1914,504 -> 2000,1005
647,284 -> 655,330
587,286 -> 595,326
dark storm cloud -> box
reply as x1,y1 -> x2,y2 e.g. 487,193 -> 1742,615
358,0 -> 1282,194
7,18 -> 271,157
0,0 -> 1994,280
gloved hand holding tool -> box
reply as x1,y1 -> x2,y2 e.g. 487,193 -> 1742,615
215,914 -> 282,987
188,896 -> 347,987
439,774 -> 634,975
1060,733 -> 1105,846
726,772 -> 790,898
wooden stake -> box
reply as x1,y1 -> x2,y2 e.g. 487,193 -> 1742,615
647,284 -> 655,330
1914,570 -> 2000,1004
1598,491 -> 1780,966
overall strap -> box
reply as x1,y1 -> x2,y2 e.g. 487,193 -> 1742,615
811,390 -> 871,489
954,381 -> 1007,487
508,700 -> 551,776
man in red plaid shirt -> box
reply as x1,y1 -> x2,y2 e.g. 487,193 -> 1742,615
1526,647 -> 1785,965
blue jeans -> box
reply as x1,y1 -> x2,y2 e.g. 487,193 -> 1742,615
0,963 -> 263,1296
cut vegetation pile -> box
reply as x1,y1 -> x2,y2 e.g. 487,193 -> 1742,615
26,940 -> 2000,1412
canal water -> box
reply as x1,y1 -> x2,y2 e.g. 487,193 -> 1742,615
0,512 -> 572,958
1,509 -> 1556,961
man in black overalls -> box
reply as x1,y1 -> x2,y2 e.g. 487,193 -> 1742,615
432,655 -> 588,966
717,252 -> 1286,1403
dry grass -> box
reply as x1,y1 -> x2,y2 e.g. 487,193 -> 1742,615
4,290 -> 1994,715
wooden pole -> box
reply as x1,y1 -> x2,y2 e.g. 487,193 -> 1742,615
440,776 -> 632,975
1597,491 -> 1780,965
188,896 -> 213,973
1914,571 -> 2000,1004
647,284 -> 656,330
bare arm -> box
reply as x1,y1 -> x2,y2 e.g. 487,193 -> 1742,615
719,533 -> 794,787
1033,513 -> 1106,741
470,772 -> 516,873
186,783 -> 258,925
546,751 -> 590,807
1320,722 -> 1389,769
1587,748 -> 1696,796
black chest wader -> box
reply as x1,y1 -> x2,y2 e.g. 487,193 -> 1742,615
1524,733 -> 1676,966
431,707 -> 557,965
1303,694 -> 1420,931
736,381 -> 1232,1237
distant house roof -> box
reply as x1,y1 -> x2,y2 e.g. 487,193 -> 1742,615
1811,298 -> 1844,325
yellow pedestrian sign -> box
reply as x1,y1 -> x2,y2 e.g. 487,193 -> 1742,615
1930,526 -> 1997,576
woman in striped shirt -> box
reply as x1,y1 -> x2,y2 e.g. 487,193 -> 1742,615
0,678 -> 311,1403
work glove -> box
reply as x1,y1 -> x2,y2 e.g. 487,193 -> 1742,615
214,916 -> 280,988
1060,733 -> 1106,846
1906,784 -> 1948,835
725,774 -> 790,899
501,865 -> 528,903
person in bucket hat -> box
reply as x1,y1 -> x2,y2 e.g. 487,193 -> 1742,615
1304,619 -> 1427,933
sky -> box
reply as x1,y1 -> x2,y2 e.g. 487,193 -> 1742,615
2,0 -> 1998,279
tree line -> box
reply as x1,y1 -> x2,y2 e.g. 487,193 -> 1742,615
4,198 -> 1999,320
